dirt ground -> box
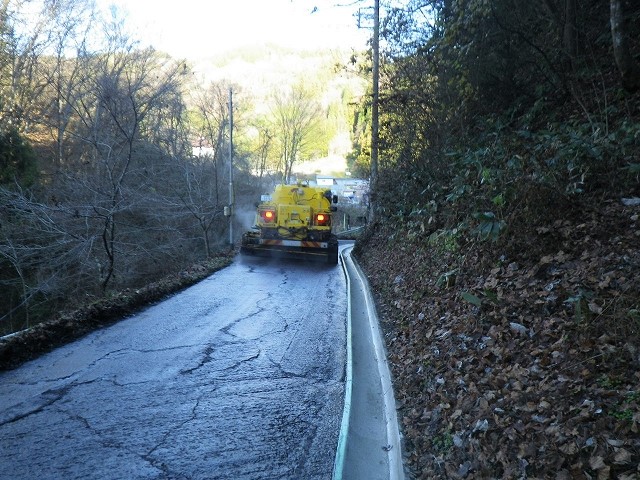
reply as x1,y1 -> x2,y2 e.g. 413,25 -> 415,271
356,198 -> 640,479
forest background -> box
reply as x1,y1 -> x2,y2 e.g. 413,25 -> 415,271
0,0 -> 367,336
2,0 -> 640,476
352,0 -> 640,477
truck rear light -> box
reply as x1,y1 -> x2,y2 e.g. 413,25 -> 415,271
316,213 -> 330,226
261,209 -> 276,223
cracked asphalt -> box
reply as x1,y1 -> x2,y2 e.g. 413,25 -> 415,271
0,252 -> 347,479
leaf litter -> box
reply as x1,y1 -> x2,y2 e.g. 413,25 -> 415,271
355,199 -> 640,479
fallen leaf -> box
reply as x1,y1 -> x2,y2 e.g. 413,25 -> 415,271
613,448 -> 632,464
590,455 -> 606,470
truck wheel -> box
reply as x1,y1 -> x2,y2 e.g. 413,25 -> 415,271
327,239 -> 339,265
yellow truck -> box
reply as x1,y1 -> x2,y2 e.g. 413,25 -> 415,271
240,183 -> 339,264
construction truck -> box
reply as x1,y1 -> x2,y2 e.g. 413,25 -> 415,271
240,183 -> 339,264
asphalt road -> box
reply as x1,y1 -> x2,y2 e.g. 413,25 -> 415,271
0,250 -> 348,479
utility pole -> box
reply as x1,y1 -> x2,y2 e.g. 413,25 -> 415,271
370,0 -> 379,223
228,88 -> 234,246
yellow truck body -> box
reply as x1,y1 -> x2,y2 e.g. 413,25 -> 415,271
240,183 -> 339,264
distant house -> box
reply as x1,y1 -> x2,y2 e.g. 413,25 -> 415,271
316,176 -> 337,187
192,137 -> 215,158
314,175 -> 369,205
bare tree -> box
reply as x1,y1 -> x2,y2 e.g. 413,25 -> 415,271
190,81 -> 233,205
169,157 -> 225,258
0,0 -> 263,333
142,63 -> 190,159
33,0 -> 99,167
610,0 -> 640,92
170,82 -> 234,256
55,10 -> 188,290
270,83 -> 321,183
254,121 -> 274,181
0,185 -> 100,331
0,0 -> 50,131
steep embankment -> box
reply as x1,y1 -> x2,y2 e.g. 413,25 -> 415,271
0,256 -> 232,371
355,197 -> 640,478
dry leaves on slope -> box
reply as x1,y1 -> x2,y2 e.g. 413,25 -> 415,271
357,201 -> 640,479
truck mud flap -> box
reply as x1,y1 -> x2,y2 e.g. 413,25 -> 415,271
241,242 -> 338,264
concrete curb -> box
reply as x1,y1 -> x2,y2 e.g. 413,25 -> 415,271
333,247 -> 354,479
333,246 -> 404,480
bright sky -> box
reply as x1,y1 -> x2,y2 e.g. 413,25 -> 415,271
99,0 -> 371,59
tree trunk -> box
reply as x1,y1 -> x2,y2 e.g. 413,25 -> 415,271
610,0 -> 640,92
101,213 -> 115,291
563,0 -> 577,60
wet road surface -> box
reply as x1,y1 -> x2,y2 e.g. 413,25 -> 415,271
0,253 -> 347,479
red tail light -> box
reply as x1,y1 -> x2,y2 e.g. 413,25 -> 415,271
260,209 -> 276,223
316,213 -> 330,226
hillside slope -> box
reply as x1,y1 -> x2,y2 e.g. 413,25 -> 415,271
355,197 -> 640,478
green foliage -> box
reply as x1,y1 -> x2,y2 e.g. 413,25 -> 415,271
356,1 -> 640,475
597,374 -> 624,390
565,289 -> 595,323
436,269 -> 457,289
432,432 -> 454,454
366,0 -> 639,237
445,183 -> 472,203
460,291 -> 482,308
626,163 -> 640,177
428,228 -> 461,254
0,128 -> 37,187
608,391 -> 639,422
472,211 -> 505,242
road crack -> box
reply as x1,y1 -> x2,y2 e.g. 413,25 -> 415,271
140,397 -> 203,478
181,343 -> 261,375
0,379 -> 97,427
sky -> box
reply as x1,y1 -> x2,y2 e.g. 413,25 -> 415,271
98,0 -> 371,59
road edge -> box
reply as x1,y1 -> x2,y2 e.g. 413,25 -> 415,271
333,247 -> 354,479
333,246 -> 405,480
